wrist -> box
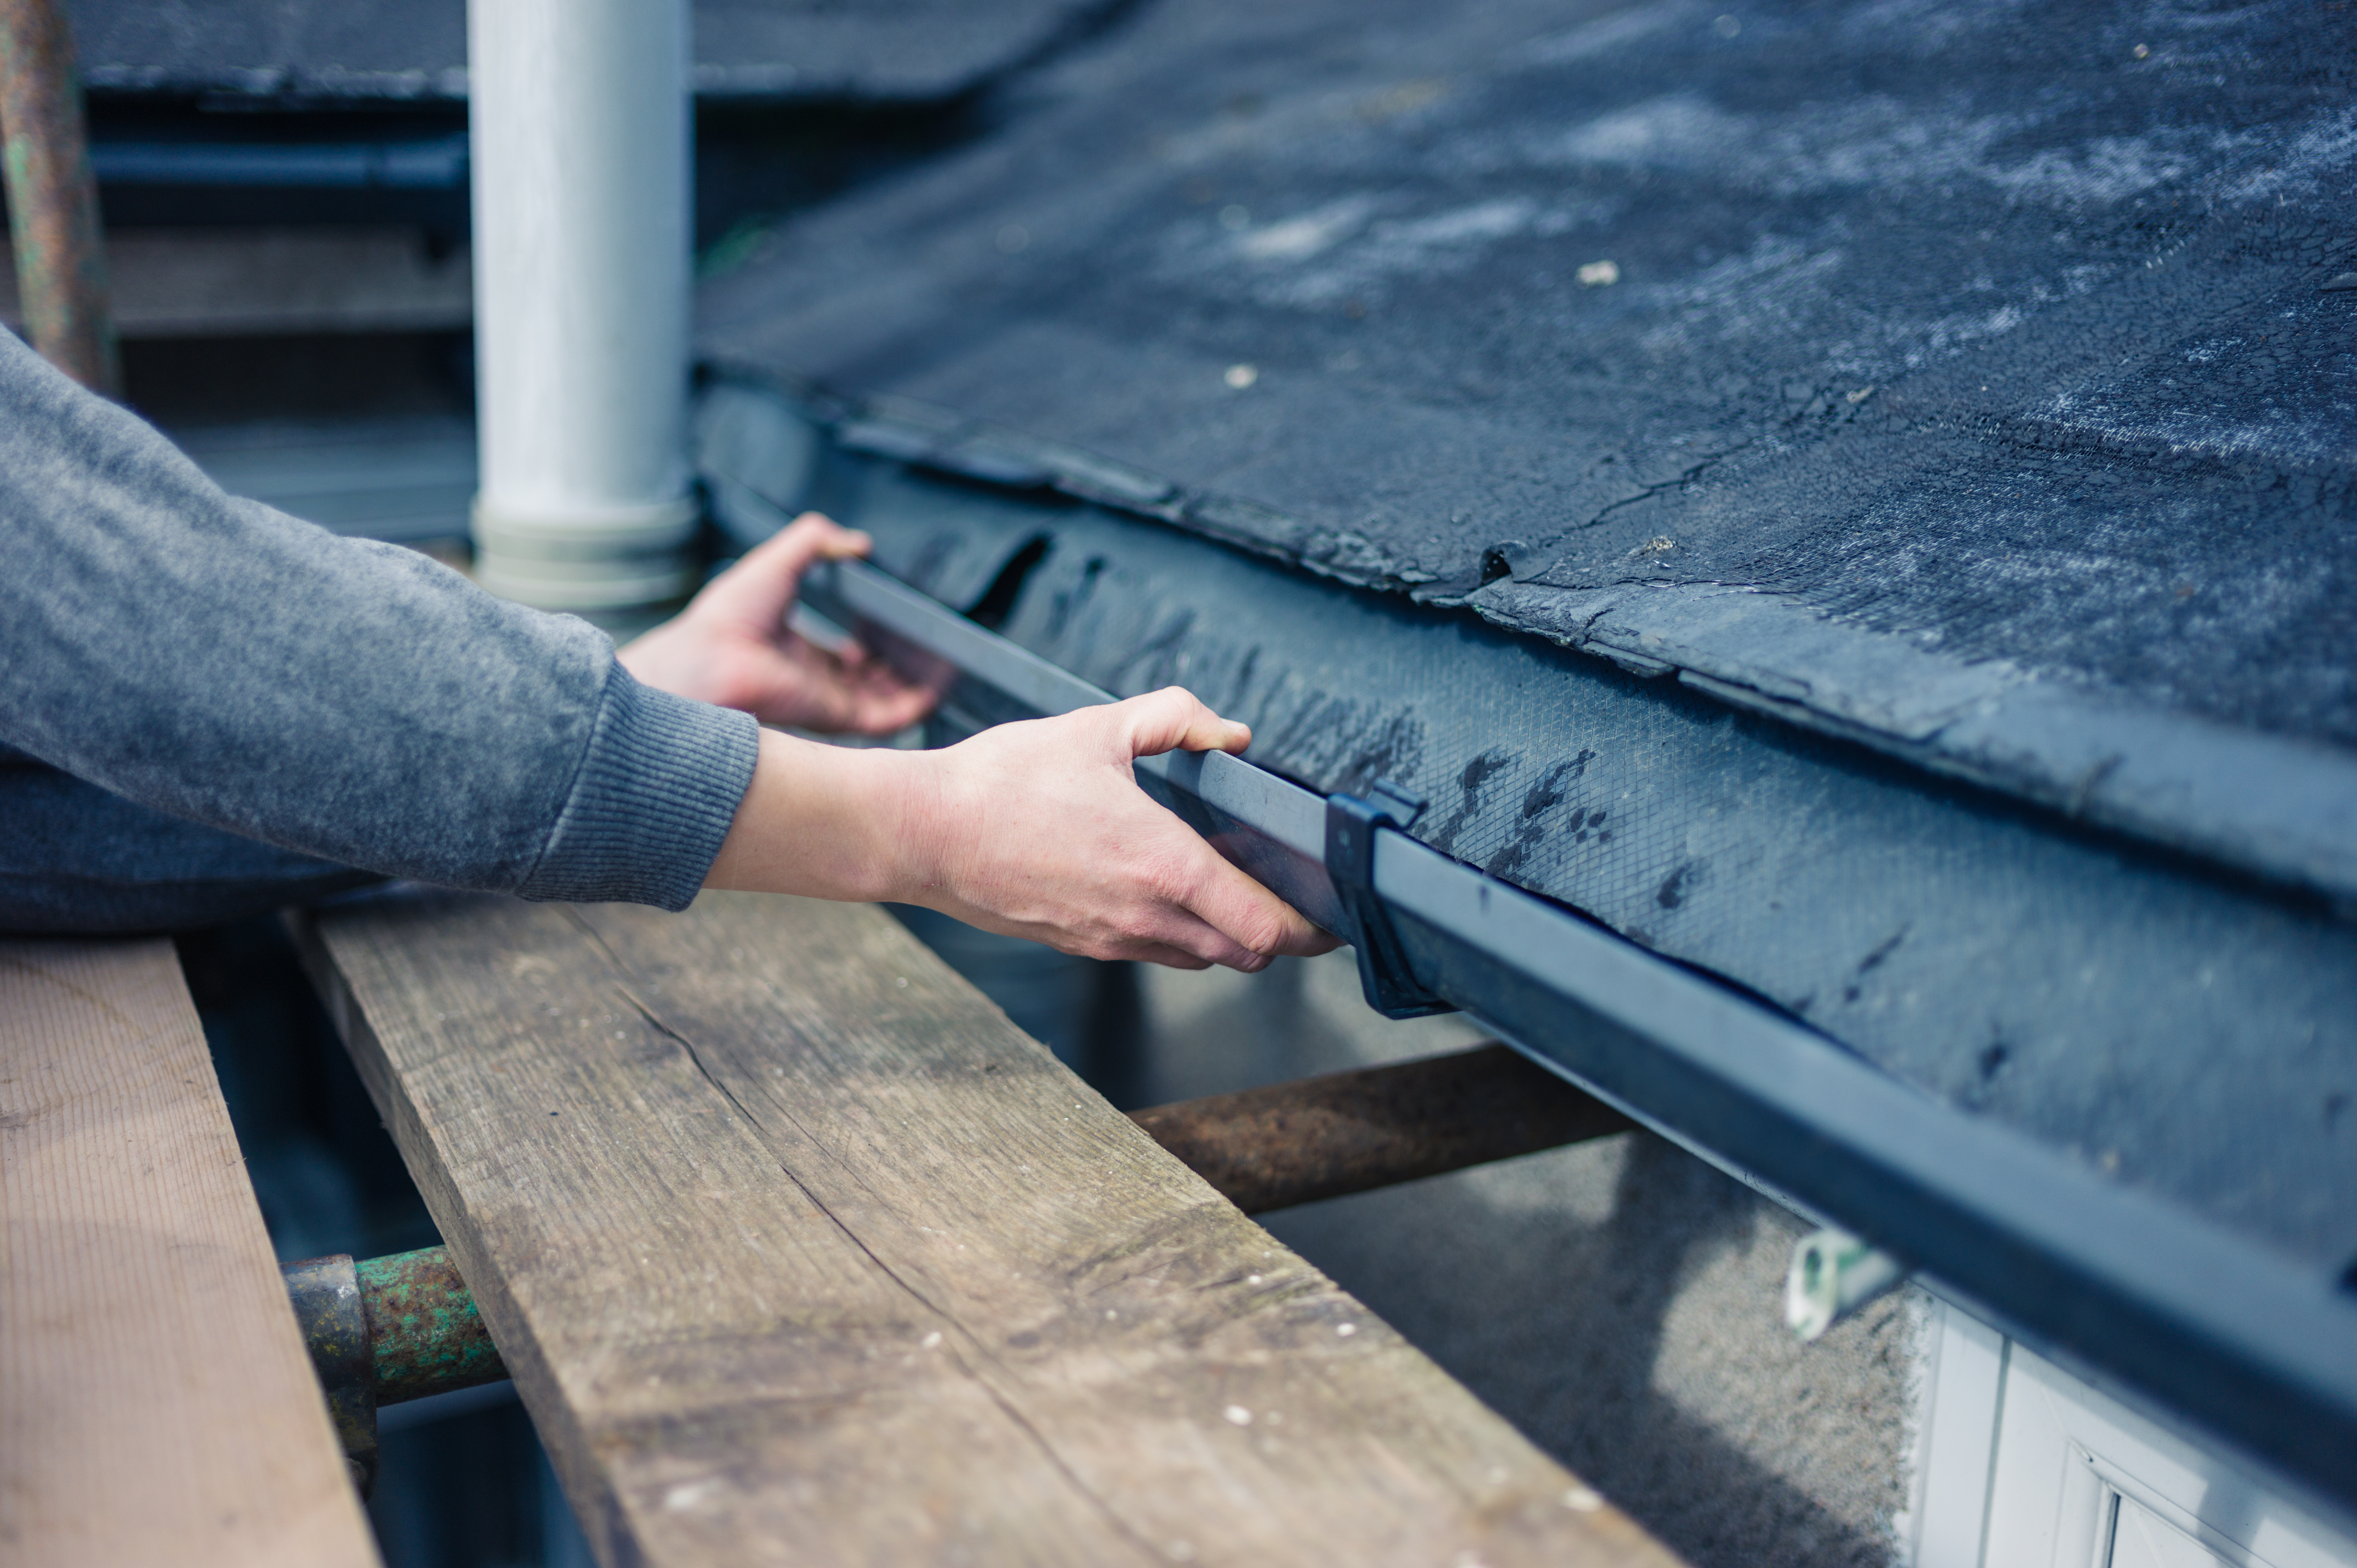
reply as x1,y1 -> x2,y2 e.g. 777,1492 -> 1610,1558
860,741 -> 950,907
705,729 -> 934,903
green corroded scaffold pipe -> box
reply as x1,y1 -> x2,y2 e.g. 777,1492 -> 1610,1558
0,0 -> 115,393
295,1051 -> 1620,1428
310,1049 -> 1624,1408
357,1246 -> 509,1405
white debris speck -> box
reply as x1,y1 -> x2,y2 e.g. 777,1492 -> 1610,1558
1223,1405 -> 1254,1426
663,1479 -> 719,1511
1246,1274 -> 1262,1284
922,1331 -> 942,1349
1224,363 -> 1259,389
894,976 -> 908,988
1564,1486 -> 1603,1512
1337,1322 -> 1357,1337
1713,14 -> 1741,37
1238,195 -> 1376,261
1577,259 -> 1620,286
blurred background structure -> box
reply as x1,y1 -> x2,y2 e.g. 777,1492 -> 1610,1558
24,0 -> 2357,1565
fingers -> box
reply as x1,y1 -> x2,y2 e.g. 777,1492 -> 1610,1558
1074,826 -> 1337,972
660,510 -> 941,733
1102,692 -> 1337,964
1082,693 -> 1335,968
777,630 -> 939,733
693,513 -> 872,633
1117,686 -> 1252,759
1169,842 -> 1341,967
828,661 -> 941,736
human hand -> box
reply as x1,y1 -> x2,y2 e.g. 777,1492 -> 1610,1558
705,687 -> 1340,972
897,688 -> 1341,969
618,512 -> 938,734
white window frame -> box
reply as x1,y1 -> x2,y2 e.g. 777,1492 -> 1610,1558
1904,1296 -> 2356,1568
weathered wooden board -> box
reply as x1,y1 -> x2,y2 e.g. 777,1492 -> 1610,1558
0,939 -> 379,1568
297,890 -> 1679,1568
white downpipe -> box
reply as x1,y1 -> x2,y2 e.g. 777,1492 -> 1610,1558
468,0 -> 697,614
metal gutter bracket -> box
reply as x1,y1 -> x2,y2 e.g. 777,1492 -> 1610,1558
1785,1226 -> 1910,1341
1325,781 -> 1458,1019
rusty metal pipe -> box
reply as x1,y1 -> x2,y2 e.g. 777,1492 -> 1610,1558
284,1244 -> 509,1494
283,1043 -> 1625,1485
357,1245 -> 509,1406
0,0 -> 114,394
1128,1042 -> 1634,1214
282,1253 -> 379,1494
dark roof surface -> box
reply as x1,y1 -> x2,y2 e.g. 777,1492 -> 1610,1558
67,0 -> 1113,103
700,380 -> 2357,1278
700,0 -> 2357,902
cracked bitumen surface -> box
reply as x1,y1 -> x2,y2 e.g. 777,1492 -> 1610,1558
699,0 -> 2357,902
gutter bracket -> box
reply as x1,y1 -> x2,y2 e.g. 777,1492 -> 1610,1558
1325,781 -> 1458,1020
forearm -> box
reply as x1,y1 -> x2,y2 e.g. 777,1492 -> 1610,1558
0,331 -> 755,907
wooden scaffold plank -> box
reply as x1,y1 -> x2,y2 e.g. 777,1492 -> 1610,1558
0,938 -> 379,1568
297,889 -> 1680,1568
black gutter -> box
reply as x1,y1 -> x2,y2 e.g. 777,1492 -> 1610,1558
801,548 -> 2357,1529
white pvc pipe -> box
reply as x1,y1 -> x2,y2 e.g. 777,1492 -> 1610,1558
468,0 -> 697,614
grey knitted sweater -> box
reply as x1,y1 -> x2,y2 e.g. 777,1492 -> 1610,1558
0,331 -> 760,933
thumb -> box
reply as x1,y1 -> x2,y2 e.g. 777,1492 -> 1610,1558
1118,687 -> 1252,760
696,512 -> 872,632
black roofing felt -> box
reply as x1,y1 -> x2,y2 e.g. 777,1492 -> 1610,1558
698,0 -> 2357,904
700,381 -> 2357,1280
66,0 -> 1114,103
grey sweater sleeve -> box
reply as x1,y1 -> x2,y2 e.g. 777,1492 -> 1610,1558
0,332 -> 759,913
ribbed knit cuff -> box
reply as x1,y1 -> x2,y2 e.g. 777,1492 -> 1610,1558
515,666 -> 761,911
